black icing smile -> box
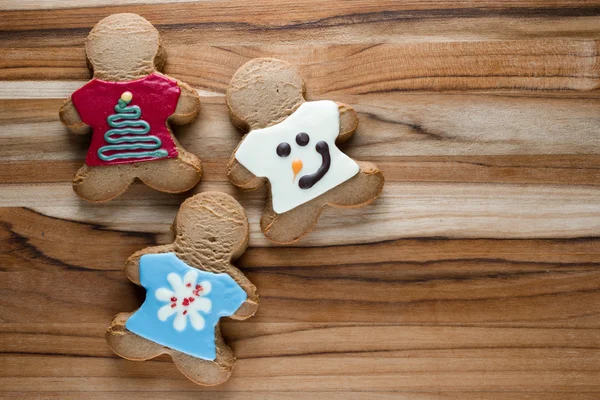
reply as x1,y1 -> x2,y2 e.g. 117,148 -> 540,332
298,141 -> 330,189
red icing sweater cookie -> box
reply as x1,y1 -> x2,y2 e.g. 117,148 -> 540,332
71,73 -> 180,166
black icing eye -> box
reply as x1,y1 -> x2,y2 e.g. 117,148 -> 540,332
296,132 -> 310,146
276,142 -> 291,157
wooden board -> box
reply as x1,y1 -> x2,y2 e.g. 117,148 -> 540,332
0,1 -> 599,398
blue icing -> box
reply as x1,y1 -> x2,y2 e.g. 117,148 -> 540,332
125,252 -> 247,360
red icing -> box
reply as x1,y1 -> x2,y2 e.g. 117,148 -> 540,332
171,303 -> 176,308
182,298 -> 190,306
183,310 -> 188,315
186,283 -> 191,287
170,297 -> 177,302
71,73 -> 181,166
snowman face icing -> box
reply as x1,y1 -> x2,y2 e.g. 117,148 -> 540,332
276,131 -> 331,189
235,100 -> 360,214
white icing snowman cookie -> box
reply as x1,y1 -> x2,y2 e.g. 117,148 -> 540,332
227,58 -> 385,244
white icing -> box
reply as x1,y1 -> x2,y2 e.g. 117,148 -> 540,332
235,100 -> 360,214
155,270 -> 212,332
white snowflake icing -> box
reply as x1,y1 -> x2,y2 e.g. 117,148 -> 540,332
155,270 -> 212,332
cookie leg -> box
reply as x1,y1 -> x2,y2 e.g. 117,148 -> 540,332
260,196 -> 323,244
322,161 -> 384,207
260,162 -> 384,244
171,325 -> 236,386
106,312 -> 165,360
138,151 -> 202,193
73,164 -> 134,202
108,313 -> 237,385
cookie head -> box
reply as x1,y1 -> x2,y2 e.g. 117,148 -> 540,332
227,58 -> 306,131
173,192 -> 249,262
85,13 -> 164,80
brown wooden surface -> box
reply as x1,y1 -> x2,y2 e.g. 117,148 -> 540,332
1,1 -> 599,399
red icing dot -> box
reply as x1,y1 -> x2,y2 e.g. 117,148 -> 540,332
182,299 -> 190,306
195,284 -> 202,290
171,303 -> 176,308
189,297 -> 195,302
170,297 -> 177,302
183,310 -> 187,315
193,290 -> 199,296
186,283 -> 191,287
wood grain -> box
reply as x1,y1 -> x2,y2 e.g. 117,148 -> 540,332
1,0 -> 599,398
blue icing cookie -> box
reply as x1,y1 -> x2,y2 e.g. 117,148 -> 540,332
125,252 -> 247,360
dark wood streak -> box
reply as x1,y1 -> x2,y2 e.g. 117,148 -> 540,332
271,7 -> 600,30
360,111 -> 448,141
0,219 -> 83,272
2,6 -> 600,34
0,208 -> 159,272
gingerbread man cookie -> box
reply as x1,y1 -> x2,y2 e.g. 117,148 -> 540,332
59,13 -> 202,202
106,191 -> 259,385
227,58 -> 385,244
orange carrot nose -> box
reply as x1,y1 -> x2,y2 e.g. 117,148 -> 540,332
292,159 -> 303,181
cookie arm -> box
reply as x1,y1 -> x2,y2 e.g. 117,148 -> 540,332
232,275 -> 259,320
227,154 -> 266,191
124,244 -> 175,285
59,97 -> 90,135
336,102 -> 358,145
171,80 -> 200,125
233,298 -> 259,320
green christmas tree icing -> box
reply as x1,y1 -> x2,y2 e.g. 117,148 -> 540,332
98,91 -> 168,162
